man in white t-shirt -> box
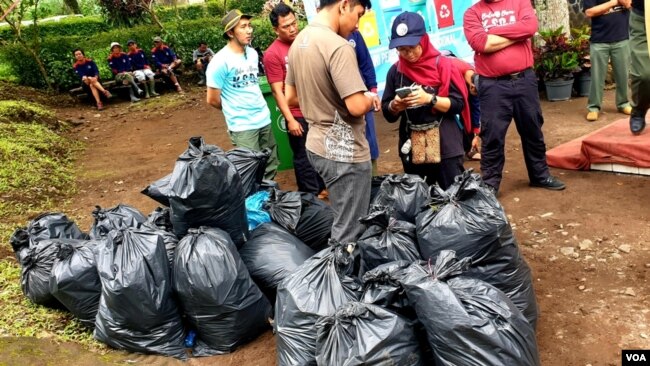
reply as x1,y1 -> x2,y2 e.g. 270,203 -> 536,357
206,9 -> 279,179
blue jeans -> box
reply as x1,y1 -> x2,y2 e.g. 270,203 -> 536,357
307,151 -> 371,243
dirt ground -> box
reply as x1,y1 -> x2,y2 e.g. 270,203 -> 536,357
4,84 -> 650,366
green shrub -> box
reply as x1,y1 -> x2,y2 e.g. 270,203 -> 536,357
237,0 -> 267,15
206,0 -> 227,17
0,15 -> 286,91
156,4 -> 208,22
0,16 -> 108,42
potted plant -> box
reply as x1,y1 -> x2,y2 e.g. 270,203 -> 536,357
570,24 -> 591,97
534,27 -> 580,101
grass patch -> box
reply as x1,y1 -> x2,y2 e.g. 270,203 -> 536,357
0,261 -> 104,351
0,98 -> 105,351
0,123 -> 79,217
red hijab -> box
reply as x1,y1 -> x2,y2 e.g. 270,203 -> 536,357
397,34 -> 472,133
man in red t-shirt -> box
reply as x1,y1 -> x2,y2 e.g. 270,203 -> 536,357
464,0 -> 565,194
263,3 -> 325,196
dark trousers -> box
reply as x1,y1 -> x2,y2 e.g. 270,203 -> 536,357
478,69 -> 550,191
400,155 -> 464,190
288,117 -> 325,194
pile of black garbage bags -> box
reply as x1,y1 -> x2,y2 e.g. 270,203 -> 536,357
10,136 -> 541,365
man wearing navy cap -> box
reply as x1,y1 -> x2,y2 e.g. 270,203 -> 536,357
464,0 -> 566,194
206,9 -> 279,180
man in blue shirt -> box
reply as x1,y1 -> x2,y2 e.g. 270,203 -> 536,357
151,36 -> 183,93
348,30 -> 381,176
206,9 -> 279,179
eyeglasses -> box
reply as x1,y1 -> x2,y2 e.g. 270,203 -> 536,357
396,46 -> 420,55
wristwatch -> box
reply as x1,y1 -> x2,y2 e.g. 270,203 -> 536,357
429,94 -> 438,108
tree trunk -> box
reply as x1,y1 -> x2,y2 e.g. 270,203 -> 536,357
0,0 -> 53,90
62,0 -> 81,13
534,0 -> 571,35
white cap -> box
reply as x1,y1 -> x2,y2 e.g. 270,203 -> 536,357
110,42 -> 121,49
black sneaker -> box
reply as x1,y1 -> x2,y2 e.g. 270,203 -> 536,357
630,115 -> 646,135
530,176 -> 566,191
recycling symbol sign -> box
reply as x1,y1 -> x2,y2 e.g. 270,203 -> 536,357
439,4 -> 451,18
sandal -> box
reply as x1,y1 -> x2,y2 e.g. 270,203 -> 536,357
103,90 -> 112,98
466,147 -> 481,161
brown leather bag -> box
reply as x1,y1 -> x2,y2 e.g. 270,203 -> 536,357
410,123 -> 441,164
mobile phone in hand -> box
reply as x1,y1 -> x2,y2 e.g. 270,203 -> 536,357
395,86 -> 415,98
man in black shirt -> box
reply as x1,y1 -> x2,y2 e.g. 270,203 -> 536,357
583,0 -> 631,122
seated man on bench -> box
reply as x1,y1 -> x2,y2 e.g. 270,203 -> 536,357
151,36 -> 183,93
127,39 -> 159,98
108,41 -> 144,102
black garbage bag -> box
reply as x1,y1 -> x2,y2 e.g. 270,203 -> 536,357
369,174 -> 389,205
401,251 -> 540,366
25,212 -> 88,242
226,147 -> 270,197
173,227 -> 271,356
167,137 -> 248,246
315,302 -> 423,366
265,189 -> 302,232
371,174 -> 429,223
259,179 -> 280,192
141,174 -> 172,206
239,223 -> 315,303
94,228 -> 186,359
140,223 -> 178,269
143,207 -> 178,267
275,240 -> 362,366
145,207 -> 173,233
361,260 -> 412,314
89,204 -> 147,239
357,207 -> 420,276
10,228 -> 30,263
361,261 -> 434,364
294,192 -> 334,252
20,238 -> 89,308
50,241 -> 101,328
415,170 -> 538,328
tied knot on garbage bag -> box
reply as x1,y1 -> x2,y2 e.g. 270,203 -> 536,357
425,250 -> 472,282
314,301 -> 423,366
361,261 -> 412,313
370,174 -> 430,223
90,204 -> 147,239
358,206 -> 420,276
264,189 -> 302,232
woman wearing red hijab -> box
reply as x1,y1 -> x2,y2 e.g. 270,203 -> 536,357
381,11 -> 471,189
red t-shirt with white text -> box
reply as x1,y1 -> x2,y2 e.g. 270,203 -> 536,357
463,0 -> 538,77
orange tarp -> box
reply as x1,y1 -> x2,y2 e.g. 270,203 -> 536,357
547,118 -> 650,170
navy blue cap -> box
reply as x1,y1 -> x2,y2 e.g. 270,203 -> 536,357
389,12 -> 426,49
